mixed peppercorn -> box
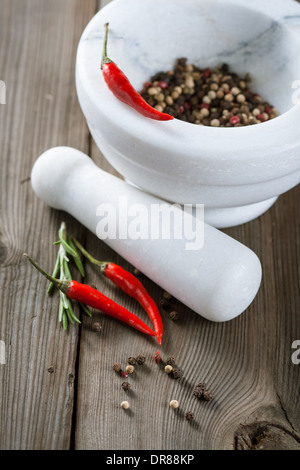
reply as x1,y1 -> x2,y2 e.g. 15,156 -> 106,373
140,59 -> 278,127
158,291 -> 181,322
115,351 -> 214,424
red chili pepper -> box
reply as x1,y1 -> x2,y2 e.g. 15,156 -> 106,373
104,263 -> 163,345
73,239 -> 163,345
24,254 -> 155,338
101,23 -> 173,122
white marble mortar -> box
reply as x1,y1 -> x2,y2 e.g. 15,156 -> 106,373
75,0 -> 300,228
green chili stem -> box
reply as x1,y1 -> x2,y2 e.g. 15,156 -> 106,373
72,238 -> 107,272
101,22 -> 112,68
24,253 -> 70,295
47,250 -> 61,294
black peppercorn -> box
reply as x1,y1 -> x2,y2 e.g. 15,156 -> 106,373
92,322 -> 102,333
195,382 -> 206,390
172,368 -> 183,380
113,363 -> 121,372
169,310 -> 180,321
185,411 -> 194,421
163,291 -> 173,301
203,390 -> 214,401
127,357 -> 136,365
122,382 -> 131,391
159,298 -> 171,310
166,356 -> 176,367
136,355 -> 145,365
193,387 -> 204,399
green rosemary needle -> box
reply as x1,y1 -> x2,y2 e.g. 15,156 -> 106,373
48,222 -> 91,329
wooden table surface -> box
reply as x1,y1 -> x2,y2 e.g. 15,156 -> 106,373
1,0 -> 300,451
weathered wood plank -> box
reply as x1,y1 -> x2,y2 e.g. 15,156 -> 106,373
0,0 -> 97,450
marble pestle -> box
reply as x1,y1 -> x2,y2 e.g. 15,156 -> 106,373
31,146 -> 262,323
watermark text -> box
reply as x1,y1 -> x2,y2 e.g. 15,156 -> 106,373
0,340 -> 5,365
96,197 -> 204,251
291,80 -> 300,105
0,80 -> 6,104
291,340 -> 300,365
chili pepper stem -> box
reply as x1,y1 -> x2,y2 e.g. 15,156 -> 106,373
101,22 -> 112,69
72,238 -> 107,273
24,253 -> 70,294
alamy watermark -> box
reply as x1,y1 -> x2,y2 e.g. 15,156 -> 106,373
0,80 -> 6,104
291,340 -> 300,365
291,80 -> 300,105
0,340 -> 5,365
96,197 -> 204,251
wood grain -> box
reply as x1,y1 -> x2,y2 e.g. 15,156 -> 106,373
0,0 -> 299,450
0,0 -> 97,450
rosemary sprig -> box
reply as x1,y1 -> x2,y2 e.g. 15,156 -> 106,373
49,221 -> 91,330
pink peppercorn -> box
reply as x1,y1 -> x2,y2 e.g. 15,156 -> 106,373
158,80 -> 168,89
202,68 -> 212,78
179,105 -> 185,114
121,371 -> 128,378
200,102 -> 210,109
257,113 -> 267,122
143,81 -> 152,89
264,105 -> 272,114
229,115 -> 240,125
154,351 -> 162,364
